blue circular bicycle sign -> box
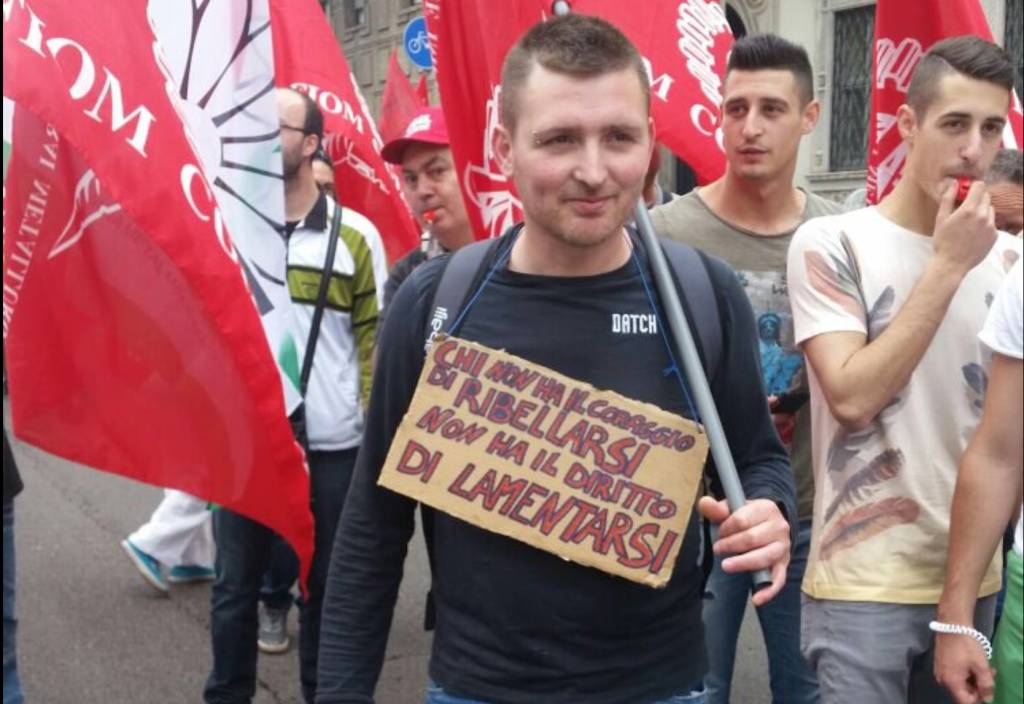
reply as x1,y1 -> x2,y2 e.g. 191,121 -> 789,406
403,16 -> 432,70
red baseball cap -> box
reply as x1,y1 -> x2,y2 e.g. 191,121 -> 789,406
381,106 -> 450,164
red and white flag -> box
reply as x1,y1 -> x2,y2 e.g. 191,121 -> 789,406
380,49 -> 426,145
270,0 -> 420,263
423,0 -> 732,239
867,0 -> 1024,203
3,0 -> 314,582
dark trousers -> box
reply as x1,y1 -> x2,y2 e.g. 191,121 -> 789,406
204,448 -> 357,704
3,500 -> 23,704
260,533 -> 299,612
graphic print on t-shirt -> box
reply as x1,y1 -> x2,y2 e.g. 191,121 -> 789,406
735,269 -> 803,397
791,207 -> 1016,601
802,234 -> 916,562
961,251 -> 1020,420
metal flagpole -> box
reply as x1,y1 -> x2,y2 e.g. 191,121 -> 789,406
633,202 -> 772,591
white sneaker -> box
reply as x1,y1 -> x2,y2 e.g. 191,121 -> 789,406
257,602 -> 290,654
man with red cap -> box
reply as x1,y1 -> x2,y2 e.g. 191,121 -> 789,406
380,106 -> 475,312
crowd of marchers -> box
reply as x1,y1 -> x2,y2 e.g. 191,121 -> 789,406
4,14 -> 1023,704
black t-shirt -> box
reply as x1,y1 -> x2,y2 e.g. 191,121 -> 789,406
316,235 -> 794,704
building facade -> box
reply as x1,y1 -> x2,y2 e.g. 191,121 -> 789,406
327,0 -> 1023,201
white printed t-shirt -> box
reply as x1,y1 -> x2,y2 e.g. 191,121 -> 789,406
787,206 -> 1022,603
978,257 -> 1024,558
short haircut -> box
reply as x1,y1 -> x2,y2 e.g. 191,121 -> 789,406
281,86 -> 324,147
299,93 -> 324,147
986,148 -> 1023,186
905,36 -> 1015,117
499,14 -> 649,134
726,34 -> 814,105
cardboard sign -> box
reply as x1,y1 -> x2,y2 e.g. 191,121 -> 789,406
379,336 -> 709,587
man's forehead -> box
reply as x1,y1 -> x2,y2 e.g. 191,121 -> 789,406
277,88 -> 304,112
401,143 -> 452,171
925,73 -> 1010,119
723,69 -> 800,103
521,65 -> 646,102
517,69 -> 648,129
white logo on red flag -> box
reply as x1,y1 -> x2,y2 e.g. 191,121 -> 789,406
875,38 -> 924,91
323,133 -> 389,194
49,170 -> 121,259
463,86 -> 522,239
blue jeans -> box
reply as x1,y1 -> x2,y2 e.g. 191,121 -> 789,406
259,533 -> 298,612
204,448 -> 356,704
702,519 -> 818,704
424,682 -> 707,703
3,500 -> 23,704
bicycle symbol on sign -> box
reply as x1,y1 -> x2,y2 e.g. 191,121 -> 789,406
408,30 -> 428,53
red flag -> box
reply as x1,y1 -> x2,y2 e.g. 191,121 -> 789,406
867,0 -> 1024,203
3,0 -> 314,583
423,1 -> 533,239
416,74 -> 430,107
380,49 -> 423,144
585,0 -> 732,186
270,0 -> 420,263
423,0 -> 731,239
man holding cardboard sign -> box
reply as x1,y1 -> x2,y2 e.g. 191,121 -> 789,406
316,14 -> 795,704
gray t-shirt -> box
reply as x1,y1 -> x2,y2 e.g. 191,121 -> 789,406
650,188 -> 841,521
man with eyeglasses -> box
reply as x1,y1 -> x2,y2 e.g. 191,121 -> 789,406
203,87 -> 388,704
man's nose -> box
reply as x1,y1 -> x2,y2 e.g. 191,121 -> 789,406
959,128 -> 985,164
741,110 -> 764,139
572,142 -> 609,188
414,177 -> 434,199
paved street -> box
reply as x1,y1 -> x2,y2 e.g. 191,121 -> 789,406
6,403 -> 771,704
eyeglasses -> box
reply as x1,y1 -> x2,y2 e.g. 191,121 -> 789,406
279,123 -> 308,134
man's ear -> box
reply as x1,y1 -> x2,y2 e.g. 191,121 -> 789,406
896,103 -> 917,142
303,133 -> 319,160
801,99 -> 821,135
493,124 -> 514,178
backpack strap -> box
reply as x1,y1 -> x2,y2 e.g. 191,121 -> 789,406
424,238 -> 499,351
425,228 -> 723,377
659,239 -> 722,380
627,226 -> 723,380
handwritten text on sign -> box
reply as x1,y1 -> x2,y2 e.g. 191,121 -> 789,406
378,336 -> 709,587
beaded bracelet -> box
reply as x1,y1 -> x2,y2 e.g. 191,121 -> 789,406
929,620 -> 993,659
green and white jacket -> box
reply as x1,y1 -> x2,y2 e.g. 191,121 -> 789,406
286,193 -> 388,451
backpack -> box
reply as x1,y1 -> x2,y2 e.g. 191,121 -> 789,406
423,227 -> 723,380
